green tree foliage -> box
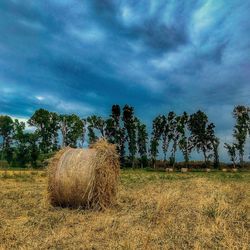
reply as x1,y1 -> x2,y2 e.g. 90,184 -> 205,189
150,115 -> 164,168
233,105 -> 250,165
212,138 -> 220,168
59,114 -> 84,147
224,143 -> 237,168
13,120 -> 30,166
206,123 -> 220,168
86,115 -> 105,145
81,118 -> 87,147
168,112 -> 180,167
0,115 -> 14,162
161,115 -> 169,162
178,112 -> 193,167
111,105 -> 125,156
105,105 -> 126,163
2,105 -> 247,169
13,120 -> 39,167
28,109 -> 59,153
27,132 -> 40,168
123,105 -> 137,167
136,119 -> 148,168
188,111 -> 216,166
105,105 -> 120,143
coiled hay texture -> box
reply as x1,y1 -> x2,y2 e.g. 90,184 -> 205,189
48,139 -> 120,210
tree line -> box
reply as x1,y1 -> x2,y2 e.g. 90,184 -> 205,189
0,105 -> 249,168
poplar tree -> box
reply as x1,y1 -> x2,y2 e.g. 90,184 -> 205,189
168,112 -> 180,166
150,115 -> 164,168
178,112 -> 192,167
224,143 -> 237,168
123,105 -> 137,167
137,120 -> 148,167
0,115 -> 14,161
188,110 -> 216,166
233,105 -> 250,165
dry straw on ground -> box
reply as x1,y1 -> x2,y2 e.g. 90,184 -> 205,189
48,139 -> 120,210
0,170 -> 249,249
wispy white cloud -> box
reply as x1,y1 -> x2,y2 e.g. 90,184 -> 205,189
35,95 -> 45,101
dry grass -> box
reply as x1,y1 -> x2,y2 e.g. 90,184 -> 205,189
0,170 -> 249,249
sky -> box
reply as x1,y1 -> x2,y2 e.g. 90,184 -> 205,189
0,0 -> 250,161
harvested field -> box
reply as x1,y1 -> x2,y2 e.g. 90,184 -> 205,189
0,170 -> 249,249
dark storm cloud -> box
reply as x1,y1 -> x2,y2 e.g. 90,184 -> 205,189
0,0 -> 250,161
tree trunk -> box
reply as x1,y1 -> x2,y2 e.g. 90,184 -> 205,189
203,149 -> 207,167
233,159 -> 236,168
163,151 -> 167,162
1,138 -> 5,160
184,151 -> 189,167
131,157 -> 135,168
239,153 -> 244,166
152,158 -> 156,169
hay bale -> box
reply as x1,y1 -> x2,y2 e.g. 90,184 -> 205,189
222,168 -> 227,172
181,168 -> 188,173
165,168 -> 174,172
48,139 -> 120,210
232,168 -> 238,172
205,168 -> 211,172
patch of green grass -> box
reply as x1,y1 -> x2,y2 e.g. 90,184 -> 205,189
0,172 -> 35,182
120,169 -> 250,187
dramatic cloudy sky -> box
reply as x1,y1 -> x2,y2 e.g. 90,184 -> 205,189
0,0 -> 249,161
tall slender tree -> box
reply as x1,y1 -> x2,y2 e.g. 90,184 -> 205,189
0,115 -> 14,161
206,123 -> 220,168
123,105 -> 137,167
178,112 -> 192,167
105,105 -> 121,143
137,120 -> 148,168
13,120 -> 30,166
168,112 -> 180,167
109,105 -> 126,163
224,143 -> 237,168
161,115 -> 169,162
150,115 -> 164,168
212,138 -> 220,168
233,105 -> 250,165
188,110 -> 215,166
13,120 -> 40,167
27,132 -> 40,168
81,118 -> 87,147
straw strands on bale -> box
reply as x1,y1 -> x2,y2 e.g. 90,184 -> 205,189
48,139 -> 120,210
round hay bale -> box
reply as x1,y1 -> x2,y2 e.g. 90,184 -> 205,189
205,168 -> 211,172
48,139 -> 120,210
181,168 -> 188,173
165,168 -> 174,172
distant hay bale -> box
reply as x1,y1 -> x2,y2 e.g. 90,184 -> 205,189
181,168 -> 188,173
47,139 -> 120,210
232,168 -> 238,172
205,168 -> 211,172
222,168 -> 227,172
165,168 -> 174,172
